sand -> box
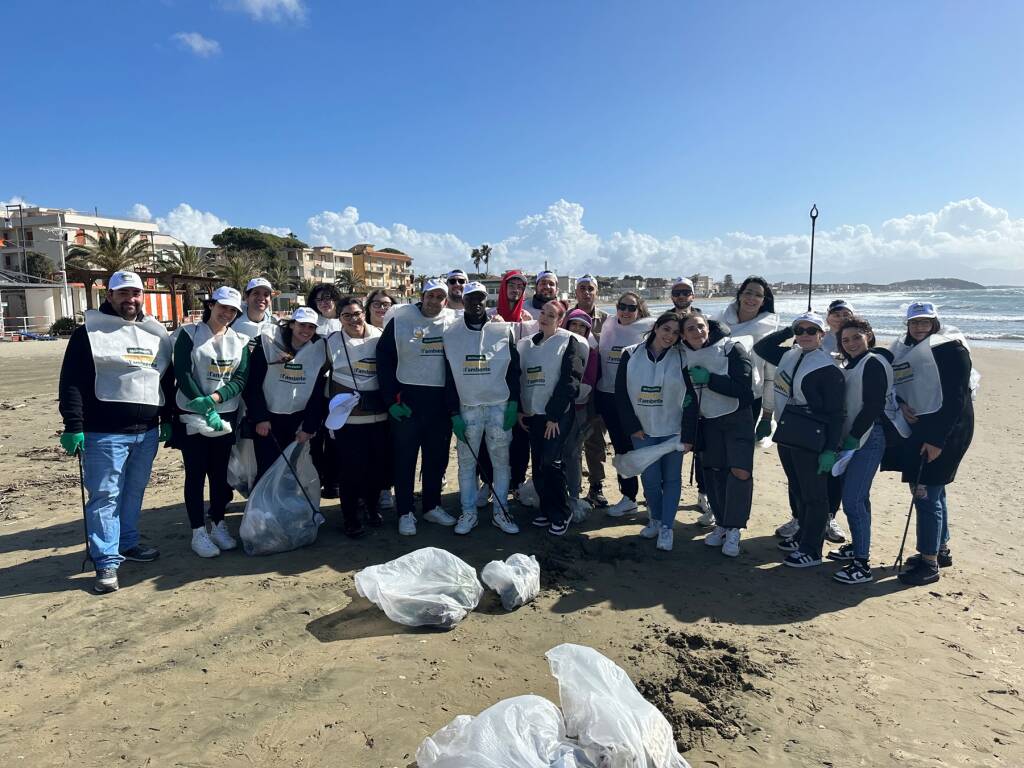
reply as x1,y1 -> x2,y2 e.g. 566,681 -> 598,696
1,340 -> 1022,767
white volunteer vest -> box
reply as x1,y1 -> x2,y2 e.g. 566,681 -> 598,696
686,337 -> 749,419
842,352 -> 898,447
443,320 -> 512,406
232,312 -> 275,343
518,329 -> 573,417
175,322 -> 247,413
716,304 -> 778,398
391,304 -> 454,388
625,345 -> 687,437
85,309 -> 171,406
259,330 -> 327,415
597,317 -> 655,393
317,317 -> 342,337
773,347 -> 834,416
889,334 -> 960,416
329,324 -> 382,392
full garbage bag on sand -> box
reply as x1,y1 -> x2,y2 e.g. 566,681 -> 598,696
481,553 -> 541,611
516,478 -> 541,507
227,437 -> 257,497
612,440 -> 687,479
239,441 -> 323,555
416,694 -> 597,768
546,643 -> 691,768
354,547 -> 484,629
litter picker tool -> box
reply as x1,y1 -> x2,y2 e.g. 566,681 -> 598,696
687,385 -> 704,486
807,204 -> 818,311
456,429 -> 514,521
76,449 -> 91,573
893,456 -> 927,571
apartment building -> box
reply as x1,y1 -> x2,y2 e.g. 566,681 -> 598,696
350,244 -> 413,296
285,245 -> 354,285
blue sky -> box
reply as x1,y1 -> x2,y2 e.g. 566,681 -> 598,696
4,0 -> 1023,281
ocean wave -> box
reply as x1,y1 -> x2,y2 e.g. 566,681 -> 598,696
871,327 -> 1024,342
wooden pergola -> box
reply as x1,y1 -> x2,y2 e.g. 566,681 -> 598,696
66,267 -> 221,329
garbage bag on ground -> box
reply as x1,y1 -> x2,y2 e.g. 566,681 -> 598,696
516,478 -> 540,507
481,553 -> 541,611
612,440 -> 687,479
416,694 -> 596,768
239,441 -> 323,555
546,643 -> 691,768
354,547 -> 483,629
227,437 -> 257,497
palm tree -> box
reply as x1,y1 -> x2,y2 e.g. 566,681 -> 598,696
215,250 -> 263,292
470,243 -> 493,276
67,226 -> 150,276
263,260 -> 293,311
162,242 -> 211,312
335,269 -> 366,296
297,277 -> 318,303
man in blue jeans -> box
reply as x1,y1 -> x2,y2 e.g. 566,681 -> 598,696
58,270 -> 174,594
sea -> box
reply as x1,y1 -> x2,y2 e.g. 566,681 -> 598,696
607,287 -> 1024,349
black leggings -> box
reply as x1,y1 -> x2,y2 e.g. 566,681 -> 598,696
252,412 -> 307,482
778,444 -> 829,557
181,426 -> 235,529
595,390 -> 638,500
527,409 -> 574,525
335,420 -> 390,524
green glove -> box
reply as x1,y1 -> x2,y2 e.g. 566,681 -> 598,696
817,450 -> 838,474
205,410 -> 224,431
503,401 -> 518,431
755,417 -> 772,440
388,401 -> 413,421
683,393 -> 693,408
187,395 -> 216,414
59,431 -> 84,455
841,435 -> 859,450
159,423 -> 172,442
451,414 -> 467,442
689,366 -> 710,385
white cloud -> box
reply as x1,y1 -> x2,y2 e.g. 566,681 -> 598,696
257,224 -> 291,237
172,32 -> 221,58
1,195 -> 35,209
230,0 -> 306,22
128,203 -> 152,222
154,203 -> 230,246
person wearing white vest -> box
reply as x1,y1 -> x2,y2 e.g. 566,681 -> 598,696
304,282 -> 345,497
58,270 -> 174,594
377,278 -> 458,535
242,307 -> 327,482
516,300 -> 583,535
443,282 -> 522,535
826,317 -> 896,585
755,312 -> 846,569
231,277 -> 276,344
596,292 -> 655,517
172,286 -> 250,558
678,314 -> 756,557
570,275 -> 610,508
562,308 -> 601,520
615,312 -> 688,551
889,302 -> 974,587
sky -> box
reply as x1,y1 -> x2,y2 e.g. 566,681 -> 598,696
4,0 -> 1023,283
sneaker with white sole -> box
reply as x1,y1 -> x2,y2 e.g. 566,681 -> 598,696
656,526 -> 674,551
423,506 -> 457,526
783,551 -> 821,568
776,536 -> 799,552
454,511 -> 478,535
94,568 -> 119,594
696,509 -> 716,527
209,520 -> 237,551
775,517 -> 800,538
826,543 -> 856,562
492,509 -> 520,534
825,517 -> 847,543
475,483 -> 492,508
640,519 -> 660,539
722,528 -> 741,557
398,512 -> 417,536
531,514 -> 550,527
191,527 -> 221,558
606,496 -> 638,518
833,558 -> 873,584
704,526 -> 727,547
378,489 -> 395,511
548,519 -> 570,536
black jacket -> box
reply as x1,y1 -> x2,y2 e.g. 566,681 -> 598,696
679,321 -> 755,443
614,344 -> 688,438
844,352 -> 889,442
242,339 -> 327,434
58,302 -> 175,434
377,304 -> 448,410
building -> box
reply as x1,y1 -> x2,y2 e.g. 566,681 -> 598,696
285,246 -> 354,286
350,244 -> 413,296
692,274 -> 715,297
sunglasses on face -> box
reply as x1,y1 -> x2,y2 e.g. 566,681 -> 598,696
793,326 -> 821,336
671,289 -> 693,297
617,303 -> 638,312
448,278 -> 466,285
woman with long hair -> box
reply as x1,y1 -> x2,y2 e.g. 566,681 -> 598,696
305,282 -> 345,497
306,283 -> 344,337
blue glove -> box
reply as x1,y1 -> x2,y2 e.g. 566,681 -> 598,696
188,395 -> 216,414
817,450 -> 838,474
689,366 -> 711,385
452,414 -> 467,442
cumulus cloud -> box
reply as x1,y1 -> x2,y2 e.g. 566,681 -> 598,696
230,0 -> 306,22
1,195 -> 35,209
257,224 -> 292,237
172,32 -> 221,58
154,203 -> 230,246
128,203 -> 153,222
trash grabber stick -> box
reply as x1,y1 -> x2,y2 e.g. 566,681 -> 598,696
688,386 -> 703,486
270,433 -> 322,522
894,456 -> 927,571
76,448 -> 92,573
807,204 -> 818,312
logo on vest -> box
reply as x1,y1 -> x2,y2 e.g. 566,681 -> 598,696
892,361 -> 914,385
353,358 -> 376,377
420,336 -> 443,356
281,362 -> 306,384
124,346 -> 157,368
526,366 -> 545,387
637,385 -> 663,407
463,354 -> 491,376
609,345 -> 624,364
207,359 -> 234,380
774,370 -> 793,398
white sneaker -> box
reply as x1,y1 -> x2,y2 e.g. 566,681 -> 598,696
704,526 -> 727,547
475,483 -> 492,508
454,511 -> 478,535
775,517 -> 800,538
826,517 -> 847,543
697,492 -> 712,515
571,497 -> 592,524
424,506 -> 457,526
378,489 -> 395,511
209,520 -> 237,551
191,527 -> 220,558
640,519 -> 660,539
757,437 -> 774,449
398,512 -> 417,536
696,509 -> 716,527
492,509 -> 520,535
722,528 -> 741,557
656,526 -> 674,551
606,496 -> 638,518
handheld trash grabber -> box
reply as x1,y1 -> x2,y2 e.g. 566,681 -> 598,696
807,204 -> 818,312
76,448 -> 92,573
456,427 -> 515,521
687,386 -> 704,486
269,433 -> 323,524
893,456 -> 927,571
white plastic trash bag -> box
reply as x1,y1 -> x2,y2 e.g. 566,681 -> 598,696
354,547 -> 484,629
516,478 -> 540,508
612,440 -> 687,479
481,553 -> 541,611
227,437 -> 257,497
417,694 -> 595,768
546,643 -> 691,768
239,441 -> 323,555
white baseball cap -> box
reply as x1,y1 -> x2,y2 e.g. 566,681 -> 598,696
211,286 -> 243,312
291,306 -> 319,325
827,299 -> 856,315
536,270 -> 557,284
108,271 -> 144,291
671,277 -> 694,289
422,277 -> 448,295
576,274 -> 597,287
246,277 -> 273,293
325,393 -> 361,431
446,269 -> 468,281
906,301 -> 938,320
791,311 -> 827,332
463,281 -> 487,298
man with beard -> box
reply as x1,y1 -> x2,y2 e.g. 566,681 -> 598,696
530,270 -> 565,315
445,269 -> 468,315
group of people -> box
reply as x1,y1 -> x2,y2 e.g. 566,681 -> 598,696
58,267 -> 974,595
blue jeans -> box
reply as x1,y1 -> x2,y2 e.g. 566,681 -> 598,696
840,423 -> 885,560
631,433 -> 684,527
82,429 -> 160,571
456,403 -> 511,516
914,484 -> 949,556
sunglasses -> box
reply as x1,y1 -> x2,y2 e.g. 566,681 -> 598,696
671,289 -> 693,297
448,278 -> 467,285
793,326 -> 821,336
617,303 -> 639,312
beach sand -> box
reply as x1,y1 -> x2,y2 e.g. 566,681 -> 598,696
1,340 -> 1022,767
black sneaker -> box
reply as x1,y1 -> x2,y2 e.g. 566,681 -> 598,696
120,545 -> 159,562
94,568 -> 119,594
906,548 -> 953,569
833,559 -> 873,585
783,551 -> 822,568
776,536 -> 799,552
898,558 -> 940,586
826,543 -> 856,562
321,485 -> 340,500
548,519 -> 570,536
342,517 -> 366,539
531,514 -> 550,527
587,489 -> 609,508
365,508 -> 384,528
